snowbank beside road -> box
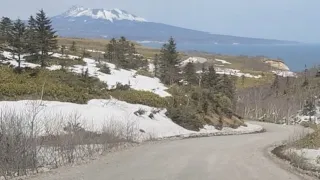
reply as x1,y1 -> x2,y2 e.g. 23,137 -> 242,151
0,99 -> 263,142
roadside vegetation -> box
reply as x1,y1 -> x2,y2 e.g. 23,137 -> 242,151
237,67 -> 320,124
0,8 -> 284,178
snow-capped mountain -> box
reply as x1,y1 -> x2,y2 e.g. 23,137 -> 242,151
58,6 -> 146,22
51,6 -> 298,44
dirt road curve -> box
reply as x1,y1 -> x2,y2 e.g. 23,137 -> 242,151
29,122 -> 316,180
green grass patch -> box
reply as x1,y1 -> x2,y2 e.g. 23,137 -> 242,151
109,90 -> 168,108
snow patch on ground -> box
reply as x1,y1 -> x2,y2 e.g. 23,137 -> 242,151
0,99 -> 264,142
51,53 -> 80,60
69,58 -> 170,97
86,49 -> 106,54
197,67 -> 262,79
148,63 -> 155,73
1,51 -> 170,97
286,148 -> 320,168
292,100 -> 320,124
215,58 -> 231,65
180,57 -> 208,67
272,70 -> 297,77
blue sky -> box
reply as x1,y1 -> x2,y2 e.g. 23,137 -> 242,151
0,0 -> 319,43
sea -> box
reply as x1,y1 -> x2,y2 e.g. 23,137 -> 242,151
141,42 -> 320,72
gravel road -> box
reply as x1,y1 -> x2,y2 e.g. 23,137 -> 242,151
28,122 -> 316,180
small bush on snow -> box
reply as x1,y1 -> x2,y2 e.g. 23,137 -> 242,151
134,108 -> 146,116
148,113 -> 154,119
97,63 -> 111,74
115,82 -> 131,91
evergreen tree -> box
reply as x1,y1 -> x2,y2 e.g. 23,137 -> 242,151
220,74 -> 235,103
60,45 -> 66,56
35,9 -> 57,67
153,54 -> 160,77
316,65 -> 320,78
8,19 -> 27,69
70,41 -> 77,52
117,36 -> 129,68
241,75 -> 245,86
0,17 -> 13,43
271,74 -> 280,96
105,38 -> 116,62
302,64 -> 309,87
26,15 -> 39,56
302,100 -> 316,121
183,62 -> 197,84
0,17 -> 13,52
202,65 -> 218,88
159,37 -> 180,85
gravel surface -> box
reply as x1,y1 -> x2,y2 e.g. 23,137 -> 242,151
27,122 -> 316,180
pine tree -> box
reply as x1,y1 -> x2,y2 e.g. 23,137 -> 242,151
26,15 -> 39,56
221,74 -> 235,102
105,38 -> 117,62
271,74 -> 280,96
60,45 -> 66,56
159,37 -> 180,85
316,65 -> 320,78
241,75 -> 245,86
8,19 -> 27,70
302,64 -> 309,87
153,54 -> 160,77
183,62 -> 197,84
0,17 -> 13,51
117,36 -> 130,68
302,100 -> 316,121
35,10 -> 57,67
202,65 -> 218,88
70,41 -> 77,52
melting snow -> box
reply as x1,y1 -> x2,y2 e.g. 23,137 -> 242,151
180,57 -> 208,67
69,58 -> 171,97
215,58 -> 231,65
1,51 -> 170,97
197,67 -> 262,79
272,70 -> 297,77
0,99 -> 263,141
286,148 -> 320,167
86,49 -> 106,54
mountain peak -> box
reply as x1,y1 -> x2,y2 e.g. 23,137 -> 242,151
59,6 -> 147,22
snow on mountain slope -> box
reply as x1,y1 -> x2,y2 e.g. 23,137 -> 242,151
59,6 -> 147,22
69,57 -> 170,97
0,51 -> 170,97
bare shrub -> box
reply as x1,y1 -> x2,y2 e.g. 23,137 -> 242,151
285,150 -> 310,169
0,102 -> 141,178
0,108 -> 40,178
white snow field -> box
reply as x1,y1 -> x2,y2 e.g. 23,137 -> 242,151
179,57 -> 208,67
69,58 -> 171,97
272,70 -> 297,77
0,99 -> 263,142
215,58 -> 231,64
0,51 -> 171,97
197,67 -> 262,79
